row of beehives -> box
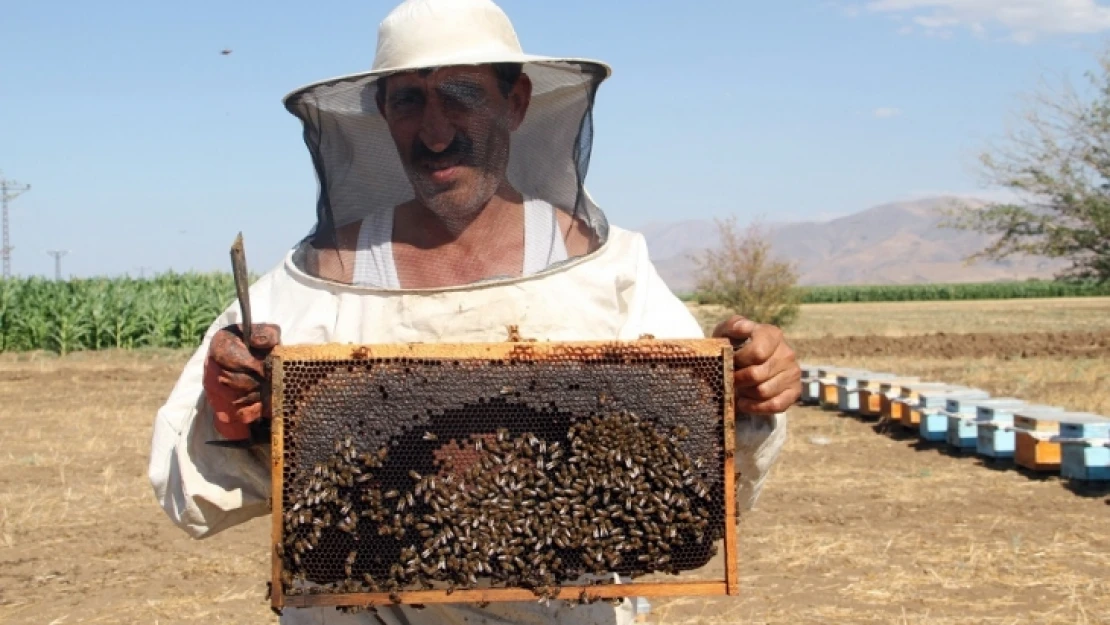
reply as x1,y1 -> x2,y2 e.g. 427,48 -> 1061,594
797,365 -> 1110,481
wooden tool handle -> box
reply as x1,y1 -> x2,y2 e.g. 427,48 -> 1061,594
230,232 -> 253,346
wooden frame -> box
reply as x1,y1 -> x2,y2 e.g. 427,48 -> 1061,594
266,338 -> 739,613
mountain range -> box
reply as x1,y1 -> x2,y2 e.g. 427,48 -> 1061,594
635,196 -> 1066,293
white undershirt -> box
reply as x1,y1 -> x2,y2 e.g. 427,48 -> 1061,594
352,197 -> 569,288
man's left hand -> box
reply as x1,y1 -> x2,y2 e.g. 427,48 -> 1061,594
712,315 -> 802,416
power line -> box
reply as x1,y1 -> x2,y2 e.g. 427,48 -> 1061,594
1,171 -> 32,279
47,250 -> 68,281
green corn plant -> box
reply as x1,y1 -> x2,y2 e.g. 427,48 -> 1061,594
106,289 -> 142,350
80,280 -> 115,351
137,287 -> 178,348
0,279 -> 19,351
8,278 -> 52,351
45,285 -> 90,355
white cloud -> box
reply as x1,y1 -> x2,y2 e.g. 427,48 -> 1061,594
898,187 -> 1023,203
874,107 -> 903,117
862,0 -> 1110,42
822,1 -> 863,16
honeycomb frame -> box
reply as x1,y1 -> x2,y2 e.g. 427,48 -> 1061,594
266,338 -> 738,613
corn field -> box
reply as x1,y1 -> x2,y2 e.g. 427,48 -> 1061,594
682,279 -> 1110,304
0,274 -> 236,354
798,280 -> 1110,303
5,274 -> 1110,354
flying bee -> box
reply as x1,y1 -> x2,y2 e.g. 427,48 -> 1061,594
423,431 -> 438,441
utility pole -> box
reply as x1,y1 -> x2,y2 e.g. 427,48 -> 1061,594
47,250 -> 68,281
1,171 -> 32,279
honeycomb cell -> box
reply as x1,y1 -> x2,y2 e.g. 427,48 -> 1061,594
272,341 -> 732,605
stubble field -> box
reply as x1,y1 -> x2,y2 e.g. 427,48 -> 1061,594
1,297 -> 1108,624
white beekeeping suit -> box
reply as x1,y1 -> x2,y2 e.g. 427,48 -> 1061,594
148,0 -> 789,623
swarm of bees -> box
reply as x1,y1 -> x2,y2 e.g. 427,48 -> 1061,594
277,410 -> 721,608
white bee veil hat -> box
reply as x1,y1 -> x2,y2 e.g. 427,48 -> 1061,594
282,0 -> 613,287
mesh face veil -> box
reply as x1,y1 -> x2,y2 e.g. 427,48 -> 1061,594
281,0 -> 611,290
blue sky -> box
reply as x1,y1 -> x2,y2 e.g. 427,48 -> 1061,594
2,0 -> 1109,278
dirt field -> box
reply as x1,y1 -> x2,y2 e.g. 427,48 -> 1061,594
1,298 -> 1108,624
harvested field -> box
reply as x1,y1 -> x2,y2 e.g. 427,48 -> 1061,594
692,297 -> 1110,339
792,330 -> 1110,360
1,298 -> 1108,624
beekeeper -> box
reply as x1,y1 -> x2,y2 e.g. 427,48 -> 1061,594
148,0 -> 800,623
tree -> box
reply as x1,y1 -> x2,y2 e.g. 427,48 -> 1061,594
690,216 -> 802,328
943,48 -> 1110,283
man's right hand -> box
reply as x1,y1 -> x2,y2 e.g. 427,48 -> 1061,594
202,323 -> 281,441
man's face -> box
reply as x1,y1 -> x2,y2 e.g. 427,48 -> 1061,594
378,65 -> 531,227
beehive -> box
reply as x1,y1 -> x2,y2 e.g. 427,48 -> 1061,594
943,397 -> 1021,451
819,378 -> 840,411
975,403 -> 1061,460
839,372 -> 896,414
916,388 -> 989,443
897,383 -> 950,429
879,380 -> 927,422
860,377 -> 920,418
800,377 -> 821,405
1061,441 -> 1110,481
265,338 -> 738,613
1013,408 -> 1080,471
834,372 -> 862,413
1057,414 -> 1110,481
799,365 -> 827,405
1059,414 -> 1110,439
800,365 -> 837,405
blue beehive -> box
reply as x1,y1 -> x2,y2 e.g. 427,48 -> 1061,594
944,397 -> 1023,451
1061,442 -> 1110,481
1057,413 -> 1110,481
801,365 -> 840,404
976,404 -> 1062,459
916,387 -> 989,442
801,378 -> 822,404
835,371 -> 864,413
1059,414 -> 1110,439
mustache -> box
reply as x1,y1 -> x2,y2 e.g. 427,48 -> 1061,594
411,134 -> 474,169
